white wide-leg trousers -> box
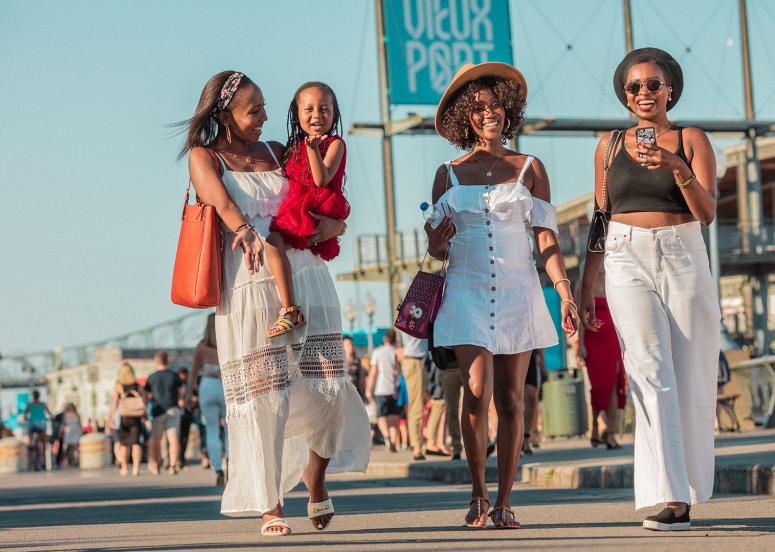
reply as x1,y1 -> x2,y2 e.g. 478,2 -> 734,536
604,221 -> 720,510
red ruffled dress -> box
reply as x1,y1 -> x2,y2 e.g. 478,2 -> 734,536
270,136 -> 349,261
583,296 -> 627,411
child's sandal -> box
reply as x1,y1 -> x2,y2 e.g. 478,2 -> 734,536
267,306 -> 306,338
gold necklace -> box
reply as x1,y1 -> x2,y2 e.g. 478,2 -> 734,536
219,148 -> 262,171
655,123 -> 673,138
474,149 -> 505,178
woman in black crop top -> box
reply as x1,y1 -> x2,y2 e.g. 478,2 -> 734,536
578,48 -> 720,532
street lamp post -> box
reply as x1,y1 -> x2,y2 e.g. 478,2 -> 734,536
344,300 -> 357,337
710,144 -> 727,297
362,292 -> 377,354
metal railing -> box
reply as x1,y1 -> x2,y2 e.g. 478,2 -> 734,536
352,221 -> 773,271
714,222 -> 775,254
355,229 -> 428,269
730,355 -> 775,427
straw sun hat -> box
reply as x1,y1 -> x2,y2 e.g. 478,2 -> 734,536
434,62 -> 528,139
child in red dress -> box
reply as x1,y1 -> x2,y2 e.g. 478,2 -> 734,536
264,82 -> 349,338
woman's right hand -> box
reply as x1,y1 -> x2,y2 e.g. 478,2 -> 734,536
231,227 -> 264,274
425,216 -> 456,254
578,289 -> 600,332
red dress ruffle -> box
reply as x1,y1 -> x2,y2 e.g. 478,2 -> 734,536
270,136 -> 349,261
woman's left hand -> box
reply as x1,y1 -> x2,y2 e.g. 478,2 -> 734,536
635,143 -> 686,172
231,227 -> 264,273
561,301 -> 579,338
308,212 -> 344,247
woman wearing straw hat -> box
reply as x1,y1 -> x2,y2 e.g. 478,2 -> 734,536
427,62 -> 578,529
579,48 -> 719,531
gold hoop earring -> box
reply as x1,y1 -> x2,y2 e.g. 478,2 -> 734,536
226,126 -> 232,144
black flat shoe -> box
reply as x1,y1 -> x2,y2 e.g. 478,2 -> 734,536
643,506 -> 691,531
486,442 -> 496,458
425,449 -> 450,457
413,453 -> 426,461
451,453 -> 461,461
522,433 -> 533,454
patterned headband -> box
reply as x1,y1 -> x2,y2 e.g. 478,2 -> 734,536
213,72 -> 244,114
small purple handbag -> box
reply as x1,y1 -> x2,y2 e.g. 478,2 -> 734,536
395,253 -> 448,339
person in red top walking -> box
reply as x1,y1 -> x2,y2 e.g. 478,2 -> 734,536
574,266 -> 626,450
264,81 -> 349,338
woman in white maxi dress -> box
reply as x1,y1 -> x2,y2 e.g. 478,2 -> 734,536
213,146 -> 369,516
183,72 -> 369,536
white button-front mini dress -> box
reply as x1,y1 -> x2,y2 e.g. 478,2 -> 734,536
433,156 -> 559,355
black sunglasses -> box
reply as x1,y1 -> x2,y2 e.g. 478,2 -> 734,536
624,78 -> 667,95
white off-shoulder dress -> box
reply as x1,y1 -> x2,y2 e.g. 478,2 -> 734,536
210,145 -> 370,517
433,156 -> 559,355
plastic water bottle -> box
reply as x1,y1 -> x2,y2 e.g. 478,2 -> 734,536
420,202 -> 443,228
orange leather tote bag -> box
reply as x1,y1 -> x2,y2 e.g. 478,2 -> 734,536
171,151 -> 224,308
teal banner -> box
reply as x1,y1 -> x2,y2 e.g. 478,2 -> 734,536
542,287 -> 566,371
383,0 -> 513,105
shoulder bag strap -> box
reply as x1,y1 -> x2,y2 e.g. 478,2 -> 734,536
600,130 -> 622,211
183,149 -> 225,216
206,149 -> 225,176
421,166 -> 453,273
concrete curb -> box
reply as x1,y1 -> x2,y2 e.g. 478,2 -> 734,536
522,462 -> 633,489
367,460 -> 503,484
523,462 -> 775,495
368,460 -> 775,496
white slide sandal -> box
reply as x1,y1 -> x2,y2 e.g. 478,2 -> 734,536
260,517 -> 291,536
307,498 -> 335,530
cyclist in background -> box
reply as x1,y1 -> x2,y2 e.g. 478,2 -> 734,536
24,390 -> 52,470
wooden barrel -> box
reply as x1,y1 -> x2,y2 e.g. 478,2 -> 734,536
185,424 -> 201,461
79,432 -> 111,470
0,437 -> 27,474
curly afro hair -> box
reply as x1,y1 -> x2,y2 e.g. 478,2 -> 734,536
439,76 -> 526,150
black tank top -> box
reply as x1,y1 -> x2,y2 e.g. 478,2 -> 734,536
608,128 -> 691,215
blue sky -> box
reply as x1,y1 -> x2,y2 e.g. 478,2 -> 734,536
2,0 -> 775,356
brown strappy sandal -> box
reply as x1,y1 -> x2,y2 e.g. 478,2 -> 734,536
266,306 -> 306,338
464,497 -> 490,529
489,506 -> 520,529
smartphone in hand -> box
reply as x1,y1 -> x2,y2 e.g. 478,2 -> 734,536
635,127 -> 656,166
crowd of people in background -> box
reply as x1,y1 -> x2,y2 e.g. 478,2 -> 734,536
13,315 -> 229,484
12,325 -> 629,477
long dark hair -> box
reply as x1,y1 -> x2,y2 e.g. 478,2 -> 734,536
175,71 -> 254,160
280,81 -> 343,168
